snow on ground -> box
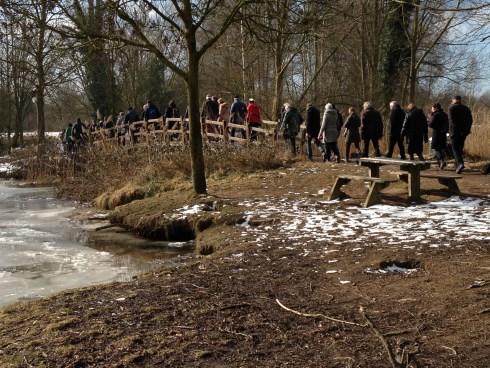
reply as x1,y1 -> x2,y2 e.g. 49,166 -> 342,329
0,131 -> 60,138
0,163 -> 15,174
238,196 -> 490,250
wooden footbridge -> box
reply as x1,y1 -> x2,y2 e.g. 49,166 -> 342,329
88,117 -> 308,148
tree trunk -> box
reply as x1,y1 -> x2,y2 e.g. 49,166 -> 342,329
186,38 -> 207,195
408,3 -> 419,103
271,35 -> 284,121
36,87 -> 46,155
240,20 -> 247,100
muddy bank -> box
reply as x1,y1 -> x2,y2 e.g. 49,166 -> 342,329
1,161 -> 489,367
1,239 -> 489,367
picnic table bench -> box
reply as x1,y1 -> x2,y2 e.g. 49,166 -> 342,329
397,171 -> 462,194
360,157 -> 431,200
328,175 -> 398,208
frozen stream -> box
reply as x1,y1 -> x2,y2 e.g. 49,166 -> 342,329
0,182 -> 190,307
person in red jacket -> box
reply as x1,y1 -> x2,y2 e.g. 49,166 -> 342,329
246,98 -> 262,140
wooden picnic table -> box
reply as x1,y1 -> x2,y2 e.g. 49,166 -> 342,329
359,157 -> 431,200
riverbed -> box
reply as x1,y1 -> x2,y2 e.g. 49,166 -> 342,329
0,181 -> 192,307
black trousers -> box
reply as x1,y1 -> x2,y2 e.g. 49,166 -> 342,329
284,132 -> 297,155
306,135 -> 323,159
362,138 -> 381,157
345,140 -> 360,160
386,136 -> 406,159
451,135 -> 467,167
324,142 -> 340,161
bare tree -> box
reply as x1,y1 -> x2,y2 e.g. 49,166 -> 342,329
56,0 -> 257,194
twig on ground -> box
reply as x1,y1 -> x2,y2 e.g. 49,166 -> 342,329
383,328 -> 418,337
218,327 -> 253,340
172,325 -> 194,330
275,299 -> 366,327
466,279 -> 488,289
220,303 -> 252,311
359,306 -> 401,368
479,308 -> 490,314
190,283 -> 207,290
441,345 -> 457,356
23,356 -> 34,368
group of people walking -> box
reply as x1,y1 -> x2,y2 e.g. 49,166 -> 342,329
279,95 -> 472,173
200,95 -> 262,140
61,94 -> 473,174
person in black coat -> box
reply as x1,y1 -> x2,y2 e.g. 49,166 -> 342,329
143,100 -> 161,121
448,95 -> 473,173
165,100 -> 180,119
124,107 -> 140,124
343,107 -> 361,162
165,100 -> 180,130
428,102 -> 449,169
386,101 -> 406,159
305,103 -> 322,160
280,103 -> 303,155
360,101 -> 383,157
401,103 -> 428,160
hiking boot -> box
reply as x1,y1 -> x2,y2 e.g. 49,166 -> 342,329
456,164 -> 464,174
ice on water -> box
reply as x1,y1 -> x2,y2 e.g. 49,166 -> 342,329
0,182 -> 133,306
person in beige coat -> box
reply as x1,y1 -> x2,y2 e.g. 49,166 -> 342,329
217,98 -> 230,135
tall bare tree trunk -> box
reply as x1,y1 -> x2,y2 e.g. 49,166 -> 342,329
408,3 -> 419,103
186,26 -> 206,194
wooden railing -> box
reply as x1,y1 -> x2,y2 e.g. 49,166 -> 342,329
87,117 -> 309,151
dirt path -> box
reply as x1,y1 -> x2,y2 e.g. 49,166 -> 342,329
1,161 -> 489,367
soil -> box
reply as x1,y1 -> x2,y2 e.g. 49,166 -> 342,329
1,160 -> 489,368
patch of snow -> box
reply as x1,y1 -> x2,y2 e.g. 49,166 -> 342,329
237,196 -> 490,251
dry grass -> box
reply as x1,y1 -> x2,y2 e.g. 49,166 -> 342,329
20,141 -> 287,203
94,183 -> 146,210
465,108 -> 490,160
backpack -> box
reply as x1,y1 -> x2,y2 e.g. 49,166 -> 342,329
147,106 -> 158,119
286,110 -> 301,136
72,123 -> 82,138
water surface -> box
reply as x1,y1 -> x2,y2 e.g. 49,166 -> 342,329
0,182 -> 191,307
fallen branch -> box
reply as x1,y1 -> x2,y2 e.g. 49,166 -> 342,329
275,298 -> 366,327
359,306 -> 401,368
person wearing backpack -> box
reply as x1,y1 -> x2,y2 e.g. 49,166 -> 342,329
230,95 -> 247,138
71,118 -> 87,152
305,103 -> 322,160
281,103 -> 303,155
143,100 -> 161,121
